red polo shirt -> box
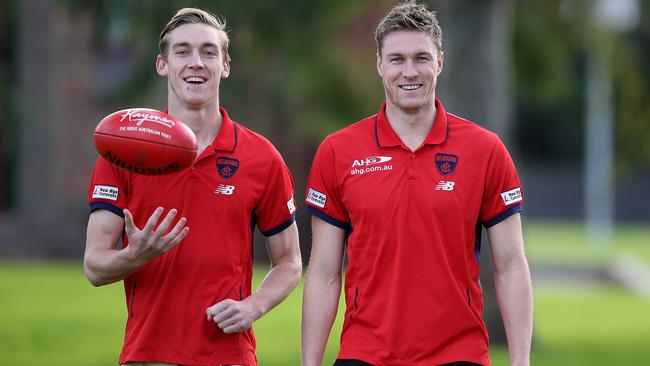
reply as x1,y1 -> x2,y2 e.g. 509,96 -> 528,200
88,107 -> 296,366
305,99 -> 523,366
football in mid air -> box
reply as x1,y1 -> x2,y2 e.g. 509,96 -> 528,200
93,108 -> 197,175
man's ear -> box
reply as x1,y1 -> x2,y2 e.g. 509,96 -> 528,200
221,58 -> 231,79
376,53 -> 383,77
156,54 -> 168,77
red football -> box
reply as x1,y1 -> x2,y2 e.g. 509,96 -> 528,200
94,108 -> 197,175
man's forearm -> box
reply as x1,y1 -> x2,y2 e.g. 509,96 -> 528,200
246,259 -> 302,318
301,267 -> 341,366
84,246 -> 144,286
495,259 -> 533,366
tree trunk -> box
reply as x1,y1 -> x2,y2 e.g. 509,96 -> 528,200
433,0 -> 516,345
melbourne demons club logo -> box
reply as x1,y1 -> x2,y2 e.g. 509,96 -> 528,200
435,153 -> 458,176
217,157 -> 239,179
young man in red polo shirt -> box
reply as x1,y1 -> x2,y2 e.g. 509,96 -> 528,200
84,8 -> 302,366
302,1 -> 532,366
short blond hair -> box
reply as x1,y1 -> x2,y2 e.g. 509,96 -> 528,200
159,7 -> 231,62
375,0 -> 442,55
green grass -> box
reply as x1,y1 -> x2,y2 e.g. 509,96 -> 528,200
521,220 -> 650,365
530,285 -> 650,365
0,222 -> 649,365
250,271 -> 344,366
0,260 -> 341,366
0,261 -> 124,365
524,220 -> 650,266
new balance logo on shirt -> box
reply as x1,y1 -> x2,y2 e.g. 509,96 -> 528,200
435,181 -> 455,191
214,184 -> 235,195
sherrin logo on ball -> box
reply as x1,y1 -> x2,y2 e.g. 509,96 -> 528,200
93,108 -> 198,175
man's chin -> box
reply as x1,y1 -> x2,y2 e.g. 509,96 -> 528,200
396,101 -> 427,113
180,96 -> 211,109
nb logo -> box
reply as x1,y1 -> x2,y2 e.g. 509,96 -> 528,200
215,184 -> 235,195
435,181 -> 455,191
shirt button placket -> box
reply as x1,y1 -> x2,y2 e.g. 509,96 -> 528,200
407,152 -> 417,181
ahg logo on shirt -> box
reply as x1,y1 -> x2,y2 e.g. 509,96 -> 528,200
351,156 -> 392,168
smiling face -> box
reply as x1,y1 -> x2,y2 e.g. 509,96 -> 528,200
156,23 -> 230,110
377,30 -> 443,114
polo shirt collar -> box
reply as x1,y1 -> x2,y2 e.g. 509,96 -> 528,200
376,98 -> 448,148
210,107 -> 238,152
163,107 -> 238,153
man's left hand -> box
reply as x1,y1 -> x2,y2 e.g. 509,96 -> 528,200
206,298 -> 261,333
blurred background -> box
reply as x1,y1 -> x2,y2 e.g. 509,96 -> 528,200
1,0 -> 649,365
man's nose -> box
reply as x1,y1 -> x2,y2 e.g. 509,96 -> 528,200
189,50 -> 205,68
402,60 -> 418,77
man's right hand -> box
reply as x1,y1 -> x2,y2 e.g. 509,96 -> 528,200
84,207 -> 190,286
123,207 -> 190,263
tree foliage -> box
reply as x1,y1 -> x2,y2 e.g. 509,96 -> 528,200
513,0 -> 650,170
0,0 -> 18,209
58,0 -> 391,141
56,0 -> 650,171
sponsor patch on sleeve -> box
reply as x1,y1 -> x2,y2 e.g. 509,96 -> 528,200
92,185 -> 119,201
500,187 -> 522,206
306,188 -> 326,208
287,196 -> 296,215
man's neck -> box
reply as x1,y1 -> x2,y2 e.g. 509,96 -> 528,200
168,100 -> 222,153
384,99 -> 437,152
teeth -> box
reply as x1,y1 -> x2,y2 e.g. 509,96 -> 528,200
185,77 -> 206,83
401,85 -> 420,90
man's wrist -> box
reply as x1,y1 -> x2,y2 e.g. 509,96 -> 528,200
245,293 -> 268,320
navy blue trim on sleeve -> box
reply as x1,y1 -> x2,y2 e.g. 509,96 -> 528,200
483,204 -> 522,228
89,202 -> 124,218
345,224 -> 354,239
308,206 -> 350,231
261,214 -> 296,237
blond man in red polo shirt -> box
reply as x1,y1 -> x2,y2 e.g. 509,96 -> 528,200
85,8 -> 301,366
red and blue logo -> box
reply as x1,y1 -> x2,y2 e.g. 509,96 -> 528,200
435,153 -> 458,176
217,157 -> 239,179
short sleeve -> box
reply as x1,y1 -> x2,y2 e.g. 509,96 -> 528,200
480,136 -> 524,228
254,149 -> 296,237
305,138 -> 349,230
87,157 -> 128,218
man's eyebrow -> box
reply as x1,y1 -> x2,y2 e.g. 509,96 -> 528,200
385,51 -> 433,57
200,42 -> 220,49
172,42 -> 191,49
172,42 -> 220,49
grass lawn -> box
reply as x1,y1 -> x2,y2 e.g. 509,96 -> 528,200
0,221 -> 648,365
523,220 -> 650,266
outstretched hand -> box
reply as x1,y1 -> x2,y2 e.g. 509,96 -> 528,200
123,207 -> 190,263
